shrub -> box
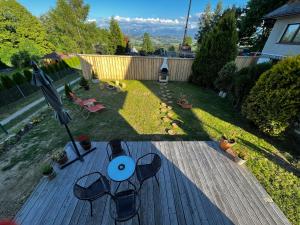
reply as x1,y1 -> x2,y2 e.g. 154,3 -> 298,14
191,9 -> 238,88
79,76 -> 88,87
64,83 -> 72,99
41,163 -> 53,175
214,61 -> 237,91
12,72 -> 26,85
231,62 -> 273,108
242,56 -> 300,136
0,75 -> 15,89
0,59 -> 9,69
23,69 -> 32,82
10,51 -> 33,68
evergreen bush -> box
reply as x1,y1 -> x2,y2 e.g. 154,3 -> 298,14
64,83 -> 72,99
23,69 -> 32,82
191,9 -> 238,88
79,76 -> 88,87
214,61 -> 237,92
10,51 -> 32,68
231,62 -> 273,108
242,56 -> 300,136
0,75 -> 15,89
12,72 -> 26,85
0,59 -> 9,69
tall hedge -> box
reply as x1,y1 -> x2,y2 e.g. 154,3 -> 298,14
231,62 -> 273,108
242,56 -> 300,136
191,9 -> 238,88
0,75 -> 15,89
23,69 -> 32,82
12,72 -> 26,85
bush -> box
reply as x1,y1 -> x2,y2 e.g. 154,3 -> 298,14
214,61 -> 237,91
231,62 -> 273,108
0,75 -> 15,89
23,69 -> 32,82
64,83 -> 72,99
12,72 -> 26,85
242,56 -> 300,136
191,9 -> 238,88
0,59 -> 9,69
79,76 -> 88,87
10,51 -> 32,68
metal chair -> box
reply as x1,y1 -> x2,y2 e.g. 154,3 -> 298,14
109,189 -> 141,225
73,172 -> 110,216
106,139 -> 131,161
135,153 -> 162,190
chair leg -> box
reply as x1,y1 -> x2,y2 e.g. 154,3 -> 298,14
128,180 -> 137,190
137,212 -> 141,225
89,201 -> 93,217
155,175 -> 159,187
115,182 -> 121,192
114,220 -> 117,225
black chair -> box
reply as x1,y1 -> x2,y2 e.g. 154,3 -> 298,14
136,153 -> 162,190
109,189 -> 141,225
73,172 -> 111,216
106,139 -> 131,161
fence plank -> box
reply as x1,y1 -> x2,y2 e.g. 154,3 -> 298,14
79,55 -> 194,81
79,54 -> 259,81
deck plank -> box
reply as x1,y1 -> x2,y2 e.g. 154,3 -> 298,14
15,141 -> 291,225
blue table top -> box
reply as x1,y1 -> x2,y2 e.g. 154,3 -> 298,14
107,156 -> 135,182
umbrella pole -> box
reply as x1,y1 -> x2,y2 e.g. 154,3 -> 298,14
64,124 -> 83,161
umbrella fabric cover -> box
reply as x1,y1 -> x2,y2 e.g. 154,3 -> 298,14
31,66 -> 71,125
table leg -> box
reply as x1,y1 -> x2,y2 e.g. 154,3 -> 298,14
128,180 -> 137,190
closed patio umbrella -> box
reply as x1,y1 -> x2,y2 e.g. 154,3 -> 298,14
30,61 -> 82,167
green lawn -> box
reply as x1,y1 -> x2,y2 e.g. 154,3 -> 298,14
0,80 -> 299,224
0,72 -> 80,122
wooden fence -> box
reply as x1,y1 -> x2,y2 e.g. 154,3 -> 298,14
79,55 -> 193,81
79,54 -> 258,81
235,56 -> 259,71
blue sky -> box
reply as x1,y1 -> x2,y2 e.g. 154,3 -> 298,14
18,0 -> 247,37
19,0 -> 247,18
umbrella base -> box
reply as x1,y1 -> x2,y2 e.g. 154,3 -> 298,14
60,146 -> 97,169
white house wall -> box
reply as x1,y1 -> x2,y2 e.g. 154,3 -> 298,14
262,15 -> 300,57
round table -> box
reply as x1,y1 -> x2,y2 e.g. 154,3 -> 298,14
107,155 -> 135,182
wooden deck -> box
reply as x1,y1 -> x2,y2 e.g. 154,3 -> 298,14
15,141 -> 291,225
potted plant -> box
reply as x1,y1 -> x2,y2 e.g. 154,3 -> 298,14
91,71 -> 99,84
52,150 -> 68,165
76,135 -> 91,150
177,95 -> 192,109
79,76 -> 89,90
41,163 -> 56,180
219,133 -> 236,151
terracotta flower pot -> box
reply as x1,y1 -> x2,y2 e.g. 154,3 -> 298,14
219,136 -> 236,151
76,135 -> 91,151
44,171 -> 56,180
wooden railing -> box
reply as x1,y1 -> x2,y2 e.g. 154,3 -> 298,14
79,54 -> 259,81
79,55 -> 193,81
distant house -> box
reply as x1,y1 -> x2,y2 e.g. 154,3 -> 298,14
261,0 -> 300,60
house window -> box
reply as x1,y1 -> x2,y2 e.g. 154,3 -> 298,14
280,23 -> 300,44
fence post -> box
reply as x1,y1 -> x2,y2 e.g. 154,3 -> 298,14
16,84 -> 26,98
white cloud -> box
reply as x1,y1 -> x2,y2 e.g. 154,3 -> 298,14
97,15 -> 199,37
114,15 -> 184,25
87,18 -> 97,23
